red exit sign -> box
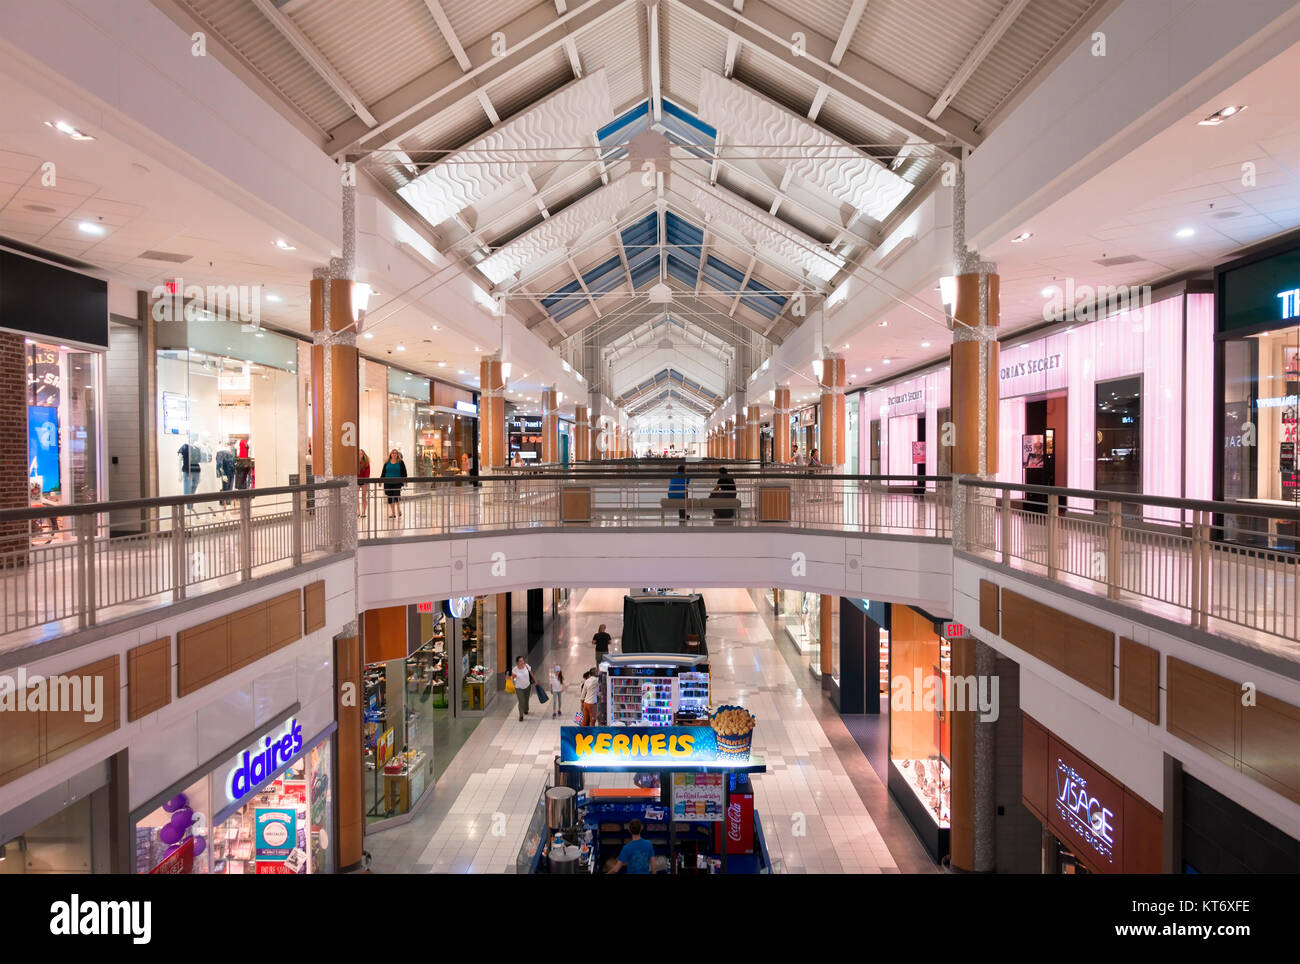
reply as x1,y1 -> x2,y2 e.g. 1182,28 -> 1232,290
416,601 -> 434,614
942,622 -> 967,638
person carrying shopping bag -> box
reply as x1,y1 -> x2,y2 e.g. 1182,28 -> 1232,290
511,657 -> 538,720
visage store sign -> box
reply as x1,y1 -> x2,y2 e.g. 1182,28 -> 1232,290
226,718 -> 305,805
1048,739 -> 1121,868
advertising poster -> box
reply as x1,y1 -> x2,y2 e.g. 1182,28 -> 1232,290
911,440 -> 926,465
28,405 -> 60,494
148,836 -> 196,875
671,772 -> 724,822
254,807 -> 303,874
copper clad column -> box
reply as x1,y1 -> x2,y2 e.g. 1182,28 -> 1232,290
745,404 -> 761,461
951,273 -> 1000,476
734,405 -> 747,462
480,353 -> 506,469
574,404 -> 589,462
542,387 -> 559,464
773,385 -> 791,463
818,354 -> 846,466
335,632 -> 363,871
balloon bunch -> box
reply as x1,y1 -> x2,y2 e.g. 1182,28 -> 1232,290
159,792 -> 206,861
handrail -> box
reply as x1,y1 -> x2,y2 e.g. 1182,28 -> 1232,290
960,478 -> 1300,523
362,472 -> 953,483
0,478 -> 349,522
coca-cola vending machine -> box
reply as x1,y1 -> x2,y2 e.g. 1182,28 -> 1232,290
713,776 -> 754,855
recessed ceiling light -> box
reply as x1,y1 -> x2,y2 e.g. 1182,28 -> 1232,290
45,120 -> 94,141
77,221 -> 104,236
1175,227 -> 1195,238
878,320 -> 888,328
458,369 -> 467,375
439,362 -> 446,367
272,239 -> 296,250
1041,286 -> 1056,298
363,332 -> 374,339
266,293 -> 282,303
395,344 -> 406,351
431,325 -> 439,331
921,341 -> 931,348
1010,231 -> 1033,243
1197,105 -> 1246,126
882,358 -> 891,365
865,367 -> 872,373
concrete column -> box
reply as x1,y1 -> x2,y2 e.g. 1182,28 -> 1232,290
541,386 -> 559,464
773,385 -> 790,463
480,353 -> 506,469
817,354 -> 846,467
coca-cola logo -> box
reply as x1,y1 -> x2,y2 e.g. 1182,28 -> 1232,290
727,802 -> 742,841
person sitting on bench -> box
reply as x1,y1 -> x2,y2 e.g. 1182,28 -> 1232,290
667,463 -> 689,523
710,466 -> 737,525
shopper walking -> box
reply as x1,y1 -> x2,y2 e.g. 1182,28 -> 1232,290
381,449 -> 407,520
592,624 -> 612,660
579,670 -> 599,726
511,656 -> 537,720
358,450 -> 371,519
549,664 -> 564,718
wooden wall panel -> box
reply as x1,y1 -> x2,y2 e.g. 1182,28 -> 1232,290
44,656 -> 120,765
759,485 -> 792,522
1064,615 -> 1114,699
1119,637 -> 1160,724
304,580 -> 326,633
1166,657 -> 1239,769
1031,602 -> 1066,672
999,589 -> 1034,650
363,606 -> 408,664
267,591 -> 303,652
1021,714 -> 1049,821
228,601 -> 270,672
0,691 -> 43,787
978,579 -> 999,635
560,487 -> 591,523
178,616 -> 230,698
1122,790 -> 1164,874
1240,694 -> 1300,805
128,638 -> 172,722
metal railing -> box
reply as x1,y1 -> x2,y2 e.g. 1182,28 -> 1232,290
961,481 -> 1300,646
0,480 -> 348,636
357,471 -> 952,538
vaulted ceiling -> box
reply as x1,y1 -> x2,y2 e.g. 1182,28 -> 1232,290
162,0 -> 1104,420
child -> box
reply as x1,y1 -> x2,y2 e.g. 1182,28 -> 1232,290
549,665 -> 564,718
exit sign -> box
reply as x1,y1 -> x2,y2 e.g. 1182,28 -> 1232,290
942,621 -> 967,638
416,601 -> 434,614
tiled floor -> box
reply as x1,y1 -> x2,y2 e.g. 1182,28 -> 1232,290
364,588 -> 938,874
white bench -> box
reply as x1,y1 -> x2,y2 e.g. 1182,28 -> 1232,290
659,497 -> 742,523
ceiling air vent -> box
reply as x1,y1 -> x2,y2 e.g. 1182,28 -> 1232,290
139,250 -> 192,263
1093,254 -> 1144,268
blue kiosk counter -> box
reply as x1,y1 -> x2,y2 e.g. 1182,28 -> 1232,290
525,723 -> 770,874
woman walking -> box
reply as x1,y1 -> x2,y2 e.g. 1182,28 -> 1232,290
381,449 -> 407,520
358,450 -> 371,519
548,664 -> 565,718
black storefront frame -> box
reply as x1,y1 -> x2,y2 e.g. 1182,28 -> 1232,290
1213,233 -> 1300,504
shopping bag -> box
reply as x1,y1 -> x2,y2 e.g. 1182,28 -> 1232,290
504,676 -> 515,694
535,683 -> 549,704
574,710 -> 583,725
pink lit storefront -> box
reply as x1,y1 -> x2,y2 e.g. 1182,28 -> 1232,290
859,285 -> 1215,513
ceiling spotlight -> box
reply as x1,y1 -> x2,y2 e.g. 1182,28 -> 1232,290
439,362 -> 447,367
77,221 -> 105,236
1197,105 -> 1246,126
1041,286 -> 1057,298
882,358 -> 891,365
921,341 -> 931,348
395,344 -> 406,352
878,320 -> 888,328
272,239 -> 296,250
45,120 -> 94,141
1175,227 -> 1195,239
1010,231 -> 1033,243
865,367 -> 873,373
431,324 -> 439,331
265,293 -> 282,303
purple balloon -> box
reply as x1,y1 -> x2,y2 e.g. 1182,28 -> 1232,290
191,836 -> 206,857
159,823 -> 183,845
169,808 -> 194,830
162,793 -> 188,813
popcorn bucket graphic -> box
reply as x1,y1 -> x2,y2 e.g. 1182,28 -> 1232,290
710,704 -> 755,759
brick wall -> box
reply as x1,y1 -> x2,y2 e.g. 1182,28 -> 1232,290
0,332 -> 29,559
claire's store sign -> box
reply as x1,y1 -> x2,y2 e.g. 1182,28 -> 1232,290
226,718 -> 305,805
1054,757 -> 1116,865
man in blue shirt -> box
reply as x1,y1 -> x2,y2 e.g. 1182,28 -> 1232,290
607,819 -> 655,874
667,464 -> 689,524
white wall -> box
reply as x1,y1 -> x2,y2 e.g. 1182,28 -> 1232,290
107,323 -> 142,515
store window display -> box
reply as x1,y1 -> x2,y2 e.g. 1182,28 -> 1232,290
26,339 -> 102,511
888,606 -> 951,859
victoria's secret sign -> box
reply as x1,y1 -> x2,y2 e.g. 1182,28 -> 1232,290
887,389 -> 924,406
1000,353 -> 1062,381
